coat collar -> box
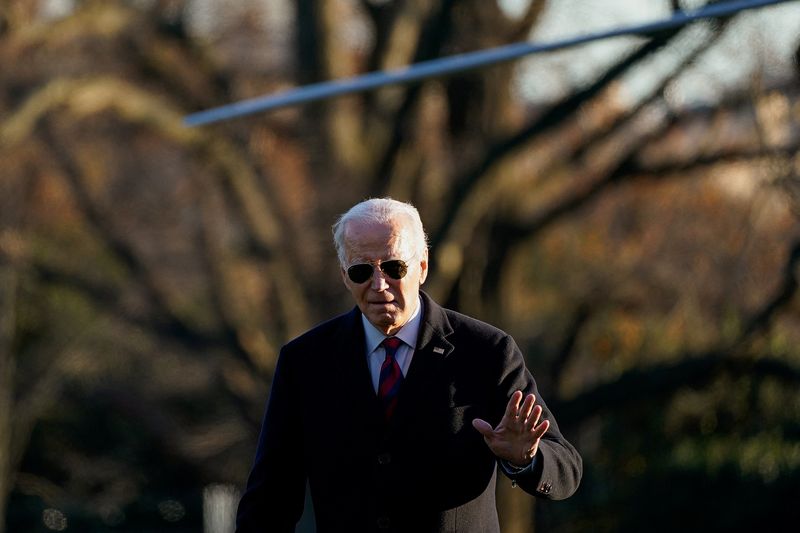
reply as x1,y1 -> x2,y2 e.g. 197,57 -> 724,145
416,290 -> 455,359
339,290 -> 455,358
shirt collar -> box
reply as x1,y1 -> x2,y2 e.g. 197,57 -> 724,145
362,296 -> 424,353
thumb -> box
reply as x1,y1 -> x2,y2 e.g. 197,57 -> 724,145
472,418 -> 494,437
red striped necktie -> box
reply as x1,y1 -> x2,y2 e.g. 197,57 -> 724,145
378,337 -> 404,421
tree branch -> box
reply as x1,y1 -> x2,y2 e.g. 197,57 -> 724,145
430,28 -> 684,252
738,239 -> 800,344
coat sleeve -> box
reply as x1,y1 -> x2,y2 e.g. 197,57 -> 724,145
236,347 -> 306,532
493,334 -> 583,500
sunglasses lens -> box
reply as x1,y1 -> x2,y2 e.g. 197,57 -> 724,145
381,260 -> 408,280
347,260 -> 410,283
347,264 -> 373,283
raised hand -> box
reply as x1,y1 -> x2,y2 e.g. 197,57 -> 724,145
472,390 -> 550,467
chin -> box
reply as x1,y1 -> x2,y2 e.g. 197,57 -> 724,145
370,313 -> 399,329
372,312 -> 397,324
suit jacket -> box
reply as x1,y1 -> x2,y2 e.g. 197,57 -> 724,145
236,291 -> 582,533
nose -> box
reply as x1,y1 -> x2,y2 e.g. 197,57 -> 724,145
370,267 -> 389,290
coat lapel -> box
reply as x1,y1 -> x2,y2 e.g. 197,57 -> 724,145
388,292 -> 455,433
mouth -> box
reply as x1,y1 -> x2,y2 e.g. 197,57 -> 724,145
369,300 -> 396,308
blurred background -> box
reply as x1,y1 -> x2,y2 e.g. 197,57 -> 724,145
1,0 -> 800,531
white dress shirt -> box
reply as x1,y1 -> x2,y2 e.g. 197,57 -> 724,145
362,297 -> 424,393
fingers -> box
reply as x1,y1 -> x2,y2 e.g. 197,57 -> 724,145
504,390 -> 523,420
472,418 -> 493,437
518,393 -> 535,422
480,391 -> 550,441
518,394 -> 549,444
511,392 -> 538,429
524,404 -> 542,432
505,391 -> 537,421
532,418 -> 550,439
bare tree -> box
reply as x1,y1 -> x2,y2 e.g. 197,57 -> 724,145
1,0 -> 798,531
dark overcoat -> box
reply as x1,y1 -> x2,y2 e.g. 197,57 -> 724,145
236,291 -> 582,533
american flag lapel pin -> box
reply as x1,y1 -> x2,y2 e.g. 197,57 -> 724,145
433,347 -> 445,354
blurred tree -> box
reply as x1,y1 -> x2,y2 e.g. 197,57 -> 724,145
0,0 -> 799,532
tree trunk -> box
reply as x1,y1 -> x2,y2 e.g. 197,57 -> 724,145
0,265 -> 17,533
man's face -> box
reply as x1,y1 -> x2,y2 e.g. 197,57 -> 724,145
341,217 -> 428,336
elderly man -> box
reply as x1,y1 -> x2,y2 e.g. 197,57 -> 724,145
236,198 -> 582,533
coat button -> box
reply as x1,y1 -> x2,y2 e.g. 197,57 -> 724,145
377,516 -> 391,529
377,453 -> 392,465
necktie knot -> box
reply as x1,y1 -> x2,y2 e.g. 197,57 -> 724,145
382,336 -> 402,356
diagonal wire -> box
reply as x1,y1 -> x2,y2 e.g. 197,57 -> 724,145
184,0 -> 796,127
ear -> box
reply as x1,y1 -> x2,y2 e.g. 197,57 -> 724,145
418,248 -> 429,285
341,267 -> 350,287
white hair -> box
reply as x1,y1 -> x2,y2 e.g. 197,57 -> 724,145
332,198 -> 428,267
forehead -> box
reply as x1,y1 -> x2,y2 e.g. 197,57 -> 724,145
343,218 -> 414,261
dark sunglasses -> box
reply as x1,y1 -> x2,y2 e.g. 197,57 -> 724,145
347,259 -> 409,284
